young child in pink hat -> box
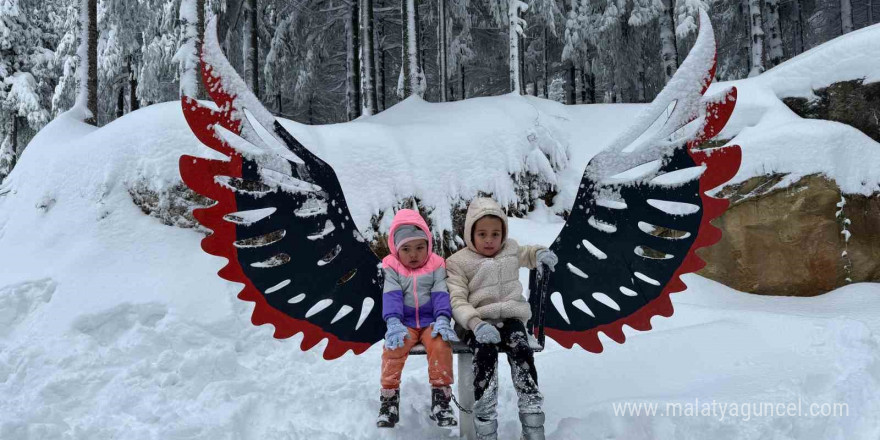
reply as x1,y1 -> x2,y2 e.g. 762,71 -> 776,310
377,208 -> 459,428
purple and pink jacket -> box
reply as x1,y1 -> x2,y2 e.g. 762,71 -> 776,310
381,209 -> 452,329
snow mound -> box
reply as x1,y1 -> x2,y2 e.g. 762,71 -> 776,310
702,25 -> 880,195
278,93 -> 569,238
749,23 -> 880,98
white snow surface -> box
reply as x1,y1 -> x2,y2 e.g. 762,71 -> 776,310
1,197 -> 879,439
706,23 -> 880,195
2,26 -> 880,439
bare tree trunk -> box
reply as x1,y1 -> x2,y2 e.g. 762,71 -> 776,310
377,0 -> 386,110
791,0 -> 805,54
740,0 -> 752,67
243,0 -> 259,94
11,117 -> 17,165
379,41 -> 386,110
841,0 -> 853,33
196,0 -> 206,99
251,0 -> 259,96
748,0 -> 765,77
532,65 -> 538,96
460,64 -> 465,99
638,70 -> 646,102
518,32 -> 525,94
86,0 -> 98,126
542,26 -> 548,99
564,0 -> 575,104
129,58 -> 139,112
401,0 -> 423,98
418,3 -> 426,92
868,0 -> 874,24
508,0 -> 526,94
659,0 -> 679,82
347,0 -> 361,119
580,68 -> 587,103
587,61 -> 596,103
438,0 -> 448,102
116,84 -> 125,118
362,0 -> 378,115
764,0 -> 784,67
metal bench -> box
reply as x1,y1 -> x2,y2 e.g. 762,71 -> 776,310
408,267 -> 549,439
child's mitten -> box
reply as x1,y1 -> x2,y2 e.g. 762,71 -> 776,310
474,321 -> 501,344
384,317 -> 409,349
536,249 -> 559,272
431,316 -> 460,342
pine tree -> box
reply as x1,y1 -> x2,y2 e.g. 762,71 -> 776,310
138,0 -> 180,106
0,0 -> 49,180
446,0 -> 473,100
526,0 -> 562,98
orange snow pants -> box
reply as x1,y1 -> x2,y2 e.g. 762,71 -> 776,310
381,326 -> 454,389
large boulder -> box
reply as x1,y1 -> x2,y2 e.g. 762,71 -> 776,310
698,174 -> 880,296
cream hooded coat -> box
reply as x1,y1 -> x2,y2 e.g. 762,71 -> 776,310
447,198 -> 545,332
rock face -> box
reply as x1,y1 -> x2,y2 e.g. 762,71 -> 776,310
128,182 -> 212,233
698,174 -> 880,296
783,79 -> 880,143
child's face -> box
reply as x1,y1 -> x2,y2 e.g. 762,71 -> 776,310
398,239 -> 429,269
473,216 -> 504,257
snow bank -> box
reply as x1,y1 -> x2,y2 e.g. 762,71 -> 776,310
278,93 -> 568,239
746,23 -> 880,99
703,24 -> 880,195
0,104 -> 232,335
1,207 -> 878,439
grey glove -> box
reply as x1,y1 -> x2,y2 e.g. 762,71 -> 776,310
474,321 -> 501,344
431,315 -> 460,342
536,249 -> 558,272
384,317 -> 409,349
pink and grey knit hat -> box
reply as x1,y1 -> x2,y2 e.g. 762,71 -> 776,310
393,224 -> 428,249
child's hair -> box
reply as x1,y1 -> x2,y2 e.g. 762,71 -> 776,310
471,214 -> 505,245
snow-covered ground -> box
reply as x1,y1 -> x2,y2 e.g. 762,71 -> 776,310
1,23 -> 880,440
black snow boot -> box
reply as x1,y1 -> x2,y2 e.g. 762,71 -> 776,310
429,386 -> 458,427
376,388 -> 400,428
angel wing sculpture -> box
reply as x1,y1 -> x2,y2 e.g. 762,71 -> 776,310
180,10 -> 741,360
541,10 -> 741,352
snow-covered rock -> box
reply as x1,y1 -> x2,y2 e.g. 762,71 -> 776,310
692,26 -> 880,295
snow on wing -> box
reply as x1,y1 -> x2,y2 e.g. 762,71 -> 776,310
178,19 -> 384,360
543,11 -> 743,353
